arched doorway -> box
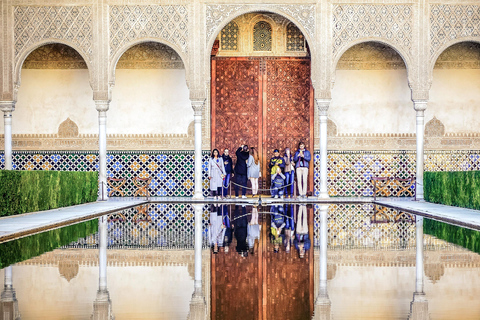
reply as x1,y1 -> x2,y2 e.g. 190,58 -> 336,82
211,13 -> 314,193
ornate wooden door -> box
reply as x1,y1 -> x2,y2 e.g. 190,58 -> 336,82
212,57 -> 314,192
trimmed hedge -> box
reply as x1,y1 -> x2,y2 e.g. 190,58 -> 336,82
424,218 -> 480,254
424,171 -> 480,210
0,170 -> 98,217
0,219 -> 98,268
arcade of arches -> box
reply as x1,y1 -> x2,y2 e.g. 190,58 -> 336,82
0,3 -> 479,199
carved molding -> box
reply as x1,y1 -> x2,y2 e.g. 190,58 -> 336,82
205,4 -> 315,46
109,5 -> 188,59
13,6 -> 93,64
430,4 -> 480,58
332,5 -> 413,62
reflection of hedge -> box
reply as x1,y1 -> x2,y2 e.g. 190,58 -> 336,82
0,170 -> 98,217
424,171 -> 480,210
0,219 -> 98,268
424,218 -> 480,254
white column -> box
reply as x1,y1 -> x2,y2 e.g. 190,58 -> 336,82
316,99 -> 330,199
414,101 -> 427,200
98,215 -> 108,291
192,100 -> 205,200
3,266 -> 12,290
193,204 -> 203,290
415,216 -> 424,293
95,101 -> 109,201
0,102 -> 15,170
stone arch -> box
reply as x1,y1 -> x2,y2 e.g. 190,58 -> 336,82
14,39 -> 93,97
206,7 -> 315,56
109,38 -> 190,87
331,38 -> 413,86
429,38 -> 480,82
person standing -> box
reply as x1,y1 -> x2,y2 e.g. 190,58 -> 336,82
293,141 -> 311,198
234,145 -> 250,199
283,147 -> 295,198
270,166 -> 285,198
247,147 -> 261,197
208,149 -> 226,199
222,148 -> 234,198
269,148 -> 285,174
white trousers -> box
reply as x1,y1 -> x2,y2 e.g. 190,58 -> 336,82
296,167 -> 308,196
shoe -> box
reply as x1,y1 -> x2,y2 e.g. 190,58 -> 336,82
235,196 -> 239,199
280,195 -> 284,199
242,195 -> 247,199
274,195 -> 279,198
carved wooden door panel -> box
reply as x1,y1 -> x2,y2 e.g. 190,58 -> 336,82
212,57 -> 313,192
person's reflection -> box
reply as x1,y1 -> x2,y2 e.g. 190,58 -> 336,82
284,204 -> 295,253
221,204 -> 233,253
294,204 -> 310,258
270,205 -> 285,253
233,205 -> 248,257
247,205 -> 261,255
1,266 -> 20,320
208,204 -> 226,254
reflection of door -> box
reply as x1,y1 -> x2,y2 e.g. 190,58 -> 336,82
211,57 -> 314,191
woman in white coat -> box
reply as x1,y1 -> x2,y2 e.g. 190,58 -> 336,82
209,148 -> 226,199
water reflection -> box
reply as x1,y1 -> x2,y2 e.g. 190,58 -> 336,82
211,204 -> 314,320
1,266 -> 20,320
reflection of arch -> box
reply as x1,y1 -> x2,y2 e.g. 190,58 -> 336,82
14,39 -> 93,91
206,7 -> 314,55
429,38 -> 480,76
110,38 -> 189,85
332,38 -> 412,82
424,263 -> 445,284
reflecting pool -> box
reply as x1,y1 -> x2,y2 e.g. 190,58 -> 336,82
1,203 -> 480,319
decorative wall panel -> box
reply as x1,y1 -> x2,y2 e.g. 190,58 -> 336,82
332,5 -> 413,57
434,41 -> 480,69
313,150 -> 480,197
430,5 -> 480,58
205,4 -> 315,45
253,21 -> 272,51
116,42 -> 185,69
14,6 -> 93,63
109,5 -> 188,58
286,23 -> 305,52
22,43 -> 87,69
220,21 -> 239,51
0,151 -> 210,197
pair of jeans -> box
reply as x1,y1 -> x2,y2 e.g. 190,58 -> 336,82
223,173 -> 231,196
271,185 -> 284,197
284,171 -> 295,196
234,174 -> 247,196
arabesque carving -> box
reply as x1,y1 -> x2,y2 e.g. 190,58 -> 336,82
14,6 -> 93,63
23,43 -> 87,69
337,42 -> 406,70
434,42 -> 480,69
58,118 -> 79,138
117,42 -> 185,69
425,116 -> 445,137
109,5 -> 188,58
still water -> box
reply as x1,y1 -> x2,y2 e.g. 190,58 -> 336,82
1,203 -> 480,320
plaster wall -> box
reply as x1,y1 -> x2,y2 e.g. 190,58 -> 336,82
1,264 -> 193,320
429,69 -> 480,133
110,69 -> 192,135
330,69 -> 414,134
0,68 -> 192,137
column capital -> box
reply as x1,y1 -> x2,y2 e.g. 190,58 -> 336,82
95,100 -> 110,113
191,99 -> 205,117
413,100 -> 428,112
0,101 -> 16,113
315,98 -> 331,116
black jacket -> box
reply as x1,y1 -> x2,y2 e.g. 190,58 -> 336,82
234,147 -> 249,175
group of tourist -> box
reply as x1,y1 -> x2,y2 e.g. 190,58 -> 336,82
208,142 -> 311,199
208,204 -> 310,258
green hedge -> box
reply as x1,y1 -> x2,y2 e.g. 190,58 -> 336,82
424,171 -> 480,210
0,170 -> 98,217
0,219 -> 98,268
424,218 -> 480,254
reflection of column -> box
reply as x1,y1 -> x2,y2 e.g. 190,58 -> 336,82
92,215 -> 114,320
1,102 -> 15,170
316,99 -> 330,199
313,205 -> 331,320
408,216 -> 429,320
413,100 -> 427,200
1,266 -> 21,320
95,101 -> 110,201
192,100 -> 205,200
187,204 -> 207,320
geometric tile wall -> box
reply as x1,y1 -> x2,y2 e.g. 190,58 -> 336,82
1,150 -> 479,197
0,150 -> 210,197
314,150 -> 480,197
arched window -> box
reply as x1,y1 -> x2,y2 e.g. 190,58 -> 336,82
286,23 -> 305,51
221,21 -> 239,51
253,21 -> 272,51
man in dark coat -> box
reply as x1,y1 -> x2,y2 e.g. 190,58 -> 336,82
234,145 -> 250,198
